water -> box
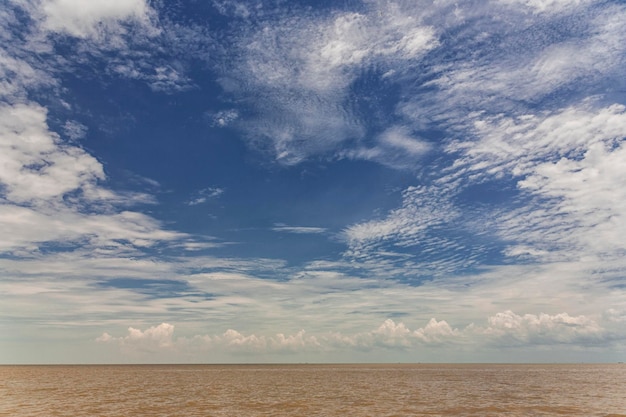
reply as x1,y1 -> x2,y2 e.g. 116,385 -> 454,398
1,364 -> 625,416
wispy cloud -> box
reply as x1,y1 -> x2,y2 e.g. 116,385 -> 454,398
187,187 -> 224,206
272,224 -> 327,234
338,0 -> 626,275
218,0 -> 439,165
447,102 -> 626,262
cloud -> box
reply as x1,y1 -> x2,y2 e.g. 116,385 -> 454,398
0,103 -> 104,204
39,0 -> 155,39
98,310 -> 620,356
206,109 -> 239,127
326,318 -> 462,350
448,102 -> 626,261
216,329 -> 321,353
220,1 -> 439,165
0,48 -> 57,103
0,205 -> 184,253
413,318 -> 459,344
5,0 -> 200,96
497,0 -> 591,14
342,184 -> 463,274
343,126 -> 432,169
0,99 -> 186,254
400,2 -> 626,128
216,0 -> 625,172
98,323 -> 321,354
0,2 -> 208,262
344,185 -> 452,246
272,225 -> 327,234
97,323 -> 175,352
3,0 -> 625,364
478,310 -> 605,346
62,120 -> 87,141
187,187 -> 224,206
344,102 -> 626,272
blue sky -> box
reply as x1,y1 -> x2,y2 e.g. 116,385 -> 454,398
1,0 -> 626,363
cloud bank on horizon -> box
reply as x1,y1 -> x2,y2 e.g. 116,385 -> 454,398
1,0 -> 625,363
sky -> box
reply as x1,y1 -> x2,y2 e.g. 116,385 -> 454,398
1,0 -> 626,364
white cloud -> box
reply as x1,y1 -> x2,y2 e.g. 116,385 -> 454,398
403,3 -> 626,126
105,61 -> 194,94
272,225 -> 327,234
39,0 -> 155,39
302,11 -> 437,90
217,329 -> 321,353
4,0 -> 197,96
497,0 -> 590,14
147,65 -> 194,93
97,309 -> 618,357
478,310 -> 605,345
97,323 -> 175,352
62,120 -> 87,141
0,100 -> 186,254
207,109 -> 239,127
371,319 -> 412,347
211,0 -> 251,19
378,127 -> 431,156
223,2 -> 439,165
347,100 -> 626,271
187,187 -> 224,206
98,323 -> 321,354
0,205 -> 182,252
0,49 -> 57,102
414,318 -> 459,344
0,103 -> 104,204
450,102 -> 626,261
343,126 -> 432,169
325,318 -> 463,350
343,185 -> 459,262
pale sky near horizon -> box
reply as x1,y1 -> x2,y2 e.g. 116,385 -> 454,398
1,0 -> 626,364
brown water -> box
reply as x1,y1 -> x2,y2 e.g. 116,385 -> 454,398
1,364 -> 625,416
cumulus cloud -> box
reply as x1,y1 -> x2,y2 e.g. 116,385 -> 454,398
98,311 -> 620,356
413,318 -> 459,344
0,2 -> 210,258
97,323 -> 175,352
325,318 -> 462,350
98,323 -> 321,354
478,311 -> 605,346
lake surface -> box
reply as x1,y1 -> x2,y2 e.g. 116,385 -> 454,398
2,364 -> 625,416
